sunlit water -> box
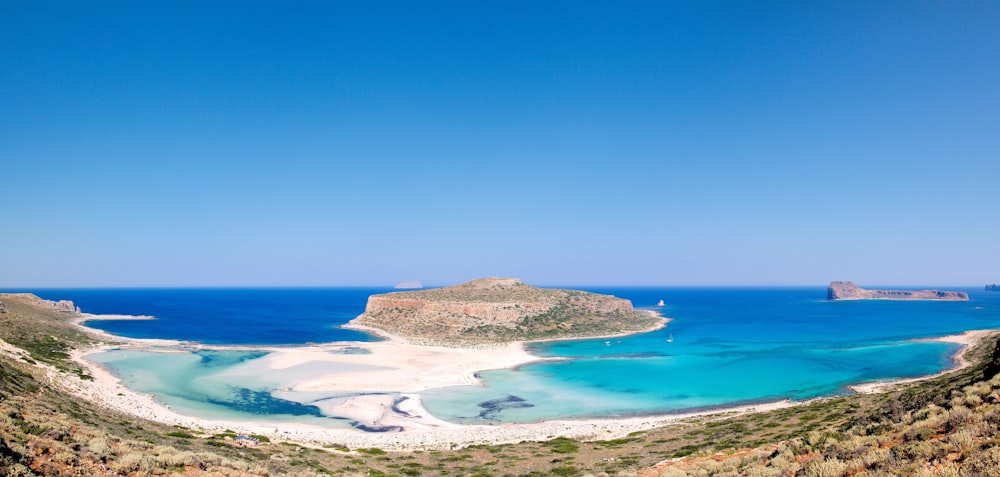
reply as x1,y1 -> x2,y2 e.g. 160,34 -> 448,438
18,287 -> 1000,425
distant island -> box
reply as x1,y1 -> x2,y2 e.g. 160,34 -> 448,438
828,281 -> 969,301
987,284 -> 1000,292
347,277 -> 665,346
393,280 -> 424,289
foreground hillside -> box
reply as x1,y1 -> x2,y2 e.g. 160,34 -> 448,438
348,277 -> 664,345
3,292 -> 1000,476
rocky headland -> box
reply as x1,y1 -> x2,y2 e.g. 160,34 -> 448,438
347,277 -> 665,346
827,281 -> 969,301
1,293 -> 81,313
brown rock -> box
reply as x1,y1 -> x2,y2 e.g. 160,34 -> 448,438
827,281 -> 968,301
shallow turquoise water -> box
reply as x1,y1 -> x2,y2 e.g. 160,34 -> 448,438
422,287 -> 997,423
87,349 -> 356,428
57,287 -> 1000,425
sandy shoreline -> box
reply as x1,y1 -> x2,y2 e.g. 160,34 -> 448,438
847,329 -> 994,394
48,307 -> 996,451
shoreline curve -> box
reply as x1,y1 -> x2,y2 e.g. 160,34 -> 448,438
52,305 -> 994,451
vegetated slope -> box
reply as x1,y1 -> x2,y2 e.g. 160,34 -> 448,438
5,292 -> 1000,476
348,277 -> 663,345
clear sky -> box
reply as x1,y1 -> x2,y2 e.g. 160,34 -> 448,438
1,2 -> 997,287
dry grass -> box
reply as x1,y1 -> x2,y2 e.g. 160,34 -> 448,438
4,292 -> 1000,477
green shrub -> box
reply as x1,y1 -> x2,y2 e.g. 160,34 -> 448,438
546,437 -> 579,454
802,458 -> 847,477
112,452 -> 154,473
358,447 -> 386,455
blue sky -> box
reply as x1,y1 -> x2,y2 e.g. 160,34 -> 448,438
1,2 -> 997,287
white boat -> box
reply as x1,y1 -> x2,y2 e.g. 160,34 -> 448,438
666,333 -> 674,343
657,299 -> 665,306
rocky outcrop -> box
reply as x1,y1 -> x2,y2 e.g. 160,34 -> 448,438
828,281 -> 969,301
349,277 -> 663,346
0,294 -> 81,313
0,301 -> 6,313
987,284 -> 1000,292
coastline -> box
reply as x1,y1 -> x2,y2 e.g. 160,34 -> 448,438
56,306 -> 994,451
847,329 -> 995,394
524,309 -> 670,345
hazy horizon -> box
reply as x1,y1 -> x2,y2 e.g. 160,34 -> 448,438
3,280 -> 994,290
2,3 -> 997,288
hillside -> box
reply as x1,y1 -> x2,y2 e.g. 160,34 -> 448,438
347,278 -> 665,345
4,292 -> 1000,476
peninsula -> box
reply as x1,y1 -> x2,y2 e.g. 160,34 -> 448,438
347,277 -> 665,346
827,281 -> 969,301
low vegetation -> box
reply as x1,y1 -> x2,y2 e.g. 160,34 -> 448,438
3,292 -> 1000,476
350,278 -> 663,345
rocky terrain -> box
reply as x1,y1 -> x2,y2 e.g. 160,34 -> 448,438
348,277 -> 664,346
828,281 -> 969,301
1,293 -> 81,312
6,291 -> 1000,476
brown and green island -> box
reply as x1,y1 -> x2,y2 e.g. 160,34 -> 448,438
828,280 -> 969,301
347,277 -> 666,346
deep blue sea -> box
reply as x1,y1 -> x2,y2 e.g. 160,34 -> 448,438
13,286 -> 1000,425
22,288 -> 383,344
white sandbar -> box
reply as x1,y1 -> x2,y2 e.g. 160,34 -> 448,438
35,310 -> 994,451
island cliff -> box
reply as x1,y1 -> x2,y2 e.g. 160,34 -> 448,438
347,277 -> 665,346
827,281 -> 969,301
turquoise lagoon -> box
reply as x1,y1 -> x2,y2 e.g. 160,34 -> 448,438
22,287 -> 1000,427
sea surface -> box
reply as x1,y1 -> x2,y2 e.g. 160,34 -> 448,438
15,287 -> 1000,427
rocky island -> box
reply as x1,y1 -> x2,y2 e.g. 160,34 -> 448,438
828,281 -> 969,301
347,277 -> 665,346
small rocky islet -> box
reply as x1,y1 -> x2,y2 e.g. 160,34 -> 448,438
827,281 -> 969,301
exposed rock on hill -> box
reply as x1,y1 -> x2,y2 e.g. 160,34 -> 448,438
1,293 -> 82,312
348,277 -> 664,346
828,281 -> 969,301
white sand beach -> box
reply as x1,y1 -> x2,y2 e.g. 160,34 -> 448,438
847,329 -> 994,394
44,312 -> 995,451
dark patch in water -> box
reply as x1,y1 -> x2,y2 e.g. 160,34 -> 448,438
352,423 -> 403,432
600,352 -> 668,359
391,396 -> 415,417
663,393 -> 693,400
204,387 -> 325,417
197,351 -> 268,369
331,347 -> 371,355
477,395 -> 534,420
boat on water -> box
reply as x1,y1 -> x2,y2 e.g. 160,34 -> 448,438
657,299 -> 665,306
987,284 -> 1000,292
666,333 -> 674,343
